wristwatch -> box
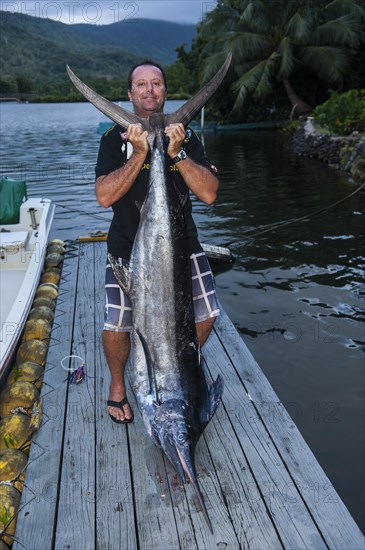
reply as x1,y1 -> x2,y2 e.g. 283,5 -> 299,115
170,149 -> 187,164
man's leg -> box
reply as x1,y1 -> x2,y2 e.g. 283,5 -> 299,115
103,329 -> 133,422
104,257 -> 134,422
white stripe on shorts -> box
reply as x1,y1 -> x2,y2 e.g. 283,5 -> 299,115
191,253 -> 217,318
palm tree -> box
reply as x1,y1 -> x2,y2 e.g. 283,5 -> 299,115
201,0 -> 364,116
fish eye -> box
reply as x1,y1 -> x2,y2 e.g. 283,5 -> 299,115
176,432 -> 189,444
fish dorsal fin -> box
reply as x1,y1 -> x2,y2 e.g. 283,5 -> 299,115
165,52 -> 232,127
66,64 -> 143,131
107,253 -> 130,295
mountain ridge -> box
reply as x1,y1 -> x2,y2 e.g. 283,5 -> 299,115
0,12 -> 196,84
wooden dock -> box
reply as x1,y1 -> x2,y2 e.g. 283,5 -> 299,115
13,241 -> 364,550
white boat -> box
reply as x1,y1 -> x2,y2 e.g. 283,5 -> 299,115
0,197 -> 55,383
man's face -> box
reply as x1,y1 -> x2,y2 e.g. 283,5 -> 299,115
128,65 -> 166,117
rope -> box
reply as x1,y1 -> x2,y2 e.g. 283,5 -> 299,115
54,202 -> 111,222
223,182 -> 365,248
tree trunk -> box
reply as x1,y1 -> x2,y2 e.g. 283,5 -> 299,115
282,77 -> 312,118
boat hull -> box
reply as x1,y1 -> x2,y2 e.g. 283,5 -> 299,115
0,198 -> 55,384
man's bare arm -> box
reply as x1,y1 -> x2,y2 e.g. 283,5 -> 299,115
173,158 -> 218,205
165,123 -> 219,205
95,124 -> 148,208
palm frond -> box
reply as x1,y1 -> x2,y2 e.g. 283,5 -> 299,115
286,10 -> 313,42
232,54 -> 279,109
278,37 -> 295,76
238,0 -> 271,34
324,0 -> 365,20
229,30 -> 269,61
202,5 -> 240,33
202,51 -> 232,83
200,16 -> 234,46
255,52 -> 280,98
300,45 -> 348,84
313,17 -> 363,47
232,60 -> 266,98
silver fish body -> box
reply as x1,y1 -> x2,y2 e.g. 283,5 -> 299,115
109,132 -> 223,531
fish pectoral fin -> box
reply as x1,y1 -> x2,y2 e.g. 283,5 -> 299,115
135,328 -> 160,405
200,374 -> 224,425
108,253 -> 130,295
173,183 -> 188,208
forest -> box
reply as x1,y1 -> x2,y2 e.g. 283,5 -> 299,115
1,0 -> 364,123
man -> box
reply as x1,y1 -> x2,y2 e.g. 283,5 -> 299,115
95,61 -> 220,423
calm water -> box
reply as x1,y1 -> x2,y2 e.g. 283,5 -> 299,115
1,102 -> 364,532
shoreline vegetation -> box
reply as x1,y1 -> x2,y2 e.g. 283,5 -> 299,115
0,92 -> 191,103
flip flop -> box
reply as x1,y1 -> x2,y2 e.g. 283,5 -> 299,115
107,397 -> 134,424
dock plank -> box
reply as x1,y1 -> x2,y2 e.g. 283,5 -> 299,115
54,242 -> 96,549
13,242 -> 80,550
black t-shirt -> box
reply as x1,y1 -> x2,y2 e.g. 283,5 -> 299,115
95,124 -> 216,260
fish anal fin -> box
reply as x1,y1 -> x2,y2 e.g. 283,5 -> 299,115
200,374 -> 224,426
135,328 -> 160,405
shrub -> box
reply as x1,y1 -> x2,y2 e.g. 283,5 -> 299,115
313,89 -> 365,135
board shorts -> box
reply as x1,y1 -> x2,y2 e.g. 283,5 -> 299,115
104,251 -> 220,332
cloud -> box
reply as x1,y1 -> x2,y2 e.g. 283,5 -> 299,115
0,0 -> 217,25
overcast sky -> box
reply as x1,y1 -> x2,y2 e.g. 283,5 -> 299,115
0,0 -> 217,25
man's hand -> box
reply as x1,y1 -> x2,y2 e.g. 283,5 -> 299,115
165,123 -> 186,158
127,123 -> 149,155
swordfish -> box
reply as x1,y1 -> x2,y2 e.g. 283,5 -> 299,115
67,53 -> 231,531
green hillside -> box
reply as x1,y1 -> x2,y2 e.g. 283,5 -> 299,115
71,19 -> 196,65
0,12 -> 196,99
